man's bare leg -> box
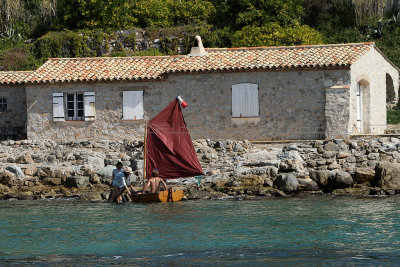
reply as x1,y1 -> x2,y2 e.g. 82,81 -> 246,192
117,188 -> 126,203
108,187 -> 119,203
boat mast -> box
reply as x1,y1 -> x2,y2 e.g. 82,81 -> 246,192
143,120 -> 147,190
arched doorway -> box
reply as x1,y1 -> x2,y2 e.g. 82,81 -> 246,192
386,73 -> 396,109
356,80 -> 370,134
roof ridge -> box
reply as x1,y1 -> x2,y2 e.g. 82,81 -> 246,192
0,71 -> 34,74
206,42 -> 375,52
47,55 -> 184,60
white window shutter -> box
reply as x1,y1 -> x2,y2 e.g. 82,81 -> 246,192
246,83 -> 259,117
232,83 -> 259,117
84,92 -> 96,121
232,85 -> 243,117
52,93 -> 65,121
123,91 -> 144,120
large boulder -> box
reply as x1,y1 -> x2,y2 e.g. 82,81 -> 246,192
24,166 -> 38,176
6,165 -> 25,179
15,155 -> 34,164
324,141 -> 339,151
246,149 -> 281,167
228,174 -> 264,187
36,167 -> 52,179
274,173 -> 298,192
241,166 -> 279,178
332,185 -> 371,196
89,174 -> 101,184
64,176 -> 90,188
330,172 -> 353,189
130,159 -> 144,171
42,178 -> 62,186
186,187 -> 228,200
87,156 -> 105,170
277,150 -> 304,162
0,169 -> 15,185
355,169 -> 375,184
309,170 -> 333,187
374,162 -> 400,189
297,178 -> 319,191
97,165 -> 116,179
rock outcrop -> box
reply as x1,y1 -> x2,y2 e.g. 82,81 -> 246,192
374,162 -> 400,189
1,136 -> 400,201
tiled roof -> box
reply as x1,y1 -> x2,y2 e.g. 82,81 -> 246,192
0,43 -> 377,85
0,71 -> 35,85
32,57 -> 174,83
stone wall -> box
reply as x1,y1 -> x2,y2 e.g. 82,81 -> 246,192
0,85 -> 26,139
350,48 -> 399,134
325,86 -> 350,138
2,136 -> 400,200
26,69 -> 350,141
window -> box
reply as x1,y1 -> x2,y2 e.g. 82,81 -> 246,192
123,91 -> 144,120
232,83 -> 259,117
66,93 -> 84,121
0,97 -> 7,111
52,92 -> 95,122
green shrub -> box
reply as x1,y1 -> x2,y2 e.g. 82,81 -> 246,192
125,31 -> 136,49
387,110 -> 400,124
0,43 -> 40,71
111,42 -> 127,57
128,48 -> 165,57
231,23 -> 324,47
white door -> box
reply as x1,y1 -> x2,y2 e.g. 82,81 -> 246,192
356,84 -> 362,133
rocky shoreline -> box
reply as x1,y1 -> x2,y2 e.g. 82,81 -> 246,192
1,137 -> 400,201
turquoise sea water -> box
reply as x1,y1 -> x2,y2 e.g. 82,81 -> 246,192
1,196 -> 400,266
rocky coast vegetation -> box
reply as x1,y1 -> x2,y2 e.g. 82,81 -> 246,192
1,137 -> 400,201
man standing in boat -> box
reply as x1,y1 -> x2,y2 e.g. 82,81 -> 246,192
143,169 -> 168,193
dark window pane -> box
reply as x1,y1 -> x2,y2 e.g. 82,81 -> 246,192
67,94 -> 74,101
68,110 -> 74,117
0,98 -> 6,110
67,102 -> 74,109
77,102 -> 83,109
78,110 -> 83,117
77,94 -> 83,101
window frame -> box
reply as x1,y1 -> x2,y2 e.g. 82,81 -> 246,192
231,83 -> 260,118
0,97 -> 7,112
122,90 -> 144,121
65,93 -> 85,121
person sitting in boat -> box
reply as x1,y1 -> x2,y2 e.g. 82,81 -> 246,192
109,167 -> 132,203
143,169 -> 168,193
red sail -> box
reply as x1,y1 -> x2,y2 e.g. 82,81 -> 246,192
145,99 -> 204,179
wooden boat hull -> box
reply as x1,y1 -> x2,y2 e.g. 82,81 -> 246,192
131,189 -> 184,203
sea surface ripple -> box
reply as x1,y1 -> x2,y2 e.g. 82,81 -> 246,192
1,196 -> 400,266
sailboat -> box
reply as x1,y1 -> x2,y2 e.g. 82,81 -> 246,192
131,96 -> 204,203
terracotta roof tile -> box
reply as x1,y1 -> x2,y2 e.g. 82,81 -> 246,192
0,43 -> 376,85
0,71 -> 35,85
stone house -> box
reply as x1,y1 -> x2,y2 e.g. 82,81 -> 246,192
0,38 -> 398,141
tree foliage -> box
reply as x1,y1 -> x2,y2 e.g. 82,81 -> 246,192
3,0 -> 400,72
211,0 -> 304,29
303,0 -> 356,30
134,0 -> 215,28
232,23 -> 324,47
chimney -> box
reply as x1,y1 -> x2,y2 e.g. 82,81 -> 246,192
189,36 -> 207,56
